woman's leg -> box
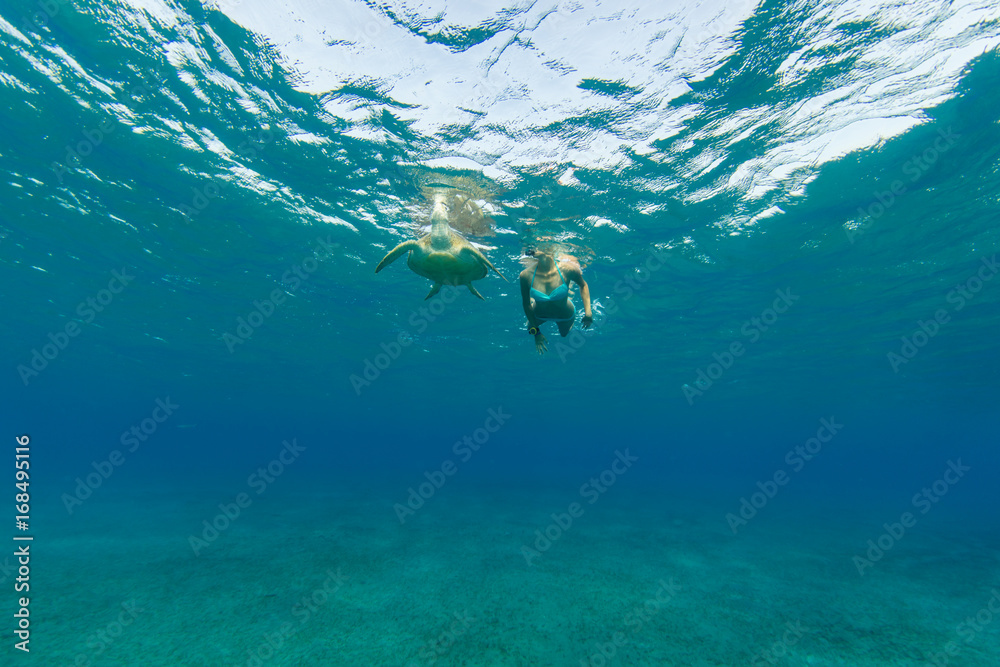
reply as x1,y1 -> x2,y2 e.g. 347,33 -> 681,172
556,303 -> 576,336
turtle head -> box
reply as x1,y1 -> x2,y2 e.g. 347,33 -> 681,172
429,198 -> 452,247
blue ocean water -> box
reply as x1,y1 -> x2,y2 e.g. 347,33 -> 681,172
3,0 -> 1000,665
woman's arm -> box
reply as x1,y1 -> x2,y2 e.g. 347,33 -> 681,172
568,263 -> 593,326
520,270 -> 541,328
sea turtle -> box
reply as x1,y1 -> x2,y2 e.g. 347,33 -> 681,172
375,196 -> 508,299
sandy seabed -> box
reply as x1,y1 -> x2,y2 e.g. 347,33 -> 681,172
14,479 -> 1000,667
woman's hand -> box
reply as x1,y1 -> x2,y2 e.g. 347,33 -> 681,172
582,314 -> 593,328
535,332 -> 548,355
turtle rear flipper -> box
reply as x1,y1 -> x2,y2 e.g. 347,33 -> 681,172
425,283 -> 443,300
467,284 -> 485,300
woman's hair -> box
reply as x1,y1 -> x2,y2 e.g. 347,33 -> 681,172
525,247 -> 536,257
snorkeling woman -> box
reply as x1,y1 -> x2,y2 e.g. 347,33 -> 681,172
519,248 -> 593,355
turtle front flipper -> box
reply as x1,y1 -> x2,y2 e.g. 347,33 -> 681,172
425,283 -> 443,300
469,245 -> 509,282
467,283 -> 485,300
375,241 -> 418,273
